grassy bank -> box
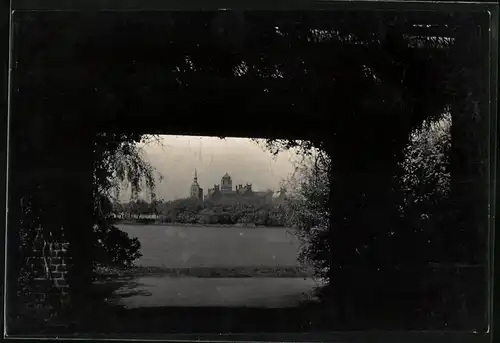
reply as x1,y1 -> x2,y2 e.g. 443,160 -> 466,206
95,265 -> 314,279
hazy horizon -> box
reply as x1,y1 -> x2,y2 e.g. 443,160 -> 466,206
118,135 -> 301,202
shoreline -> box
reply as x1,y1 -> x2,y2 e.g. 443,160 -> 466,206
95,265 -> 314,279
115,220 -> 292,230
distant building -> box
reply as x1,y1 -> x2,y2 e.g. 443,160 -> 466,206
205,172 -> 274,204
207,184 -> 220,198
220,172 -> 232,193
189,169 -> 203,201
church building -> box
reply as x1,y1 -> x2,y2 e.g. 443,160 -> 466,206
189,169 -> 204,201
189,170 -> 274,203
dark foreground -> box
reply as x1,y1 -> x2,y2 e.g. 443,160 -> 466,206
10,302 -> 485,337
8,264 -> 487,335
10,275 -> 486,336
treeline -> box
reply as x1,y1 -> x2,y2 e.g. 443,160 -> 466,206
112,196 -> 289,227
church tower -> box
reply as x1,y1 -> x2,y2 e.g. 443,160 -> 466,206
190,169 -> 203,201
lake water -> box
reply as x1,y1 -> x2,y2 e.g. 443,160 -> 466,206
118,224 -> 301,268
111,225 -> 313,308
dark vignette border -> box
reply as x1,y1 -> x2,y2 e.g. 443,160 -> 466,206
2,1 -> 498,343
8,0 -> 500,12
1,0 -> 11,342
491,4 -> 499,343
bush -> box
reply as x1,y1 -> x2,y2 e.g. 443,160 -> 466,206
284,153 -> 331,280
94,225 -> 142,268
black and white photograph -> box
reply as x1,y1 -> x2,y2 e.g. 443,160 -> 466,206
4,5 -> 496,338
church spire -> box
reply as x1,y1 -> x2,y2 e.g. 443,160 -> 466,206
194,169 -> 198,182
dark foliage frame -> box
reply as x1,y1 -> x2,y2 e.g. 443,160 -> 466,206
0,0 -> 498,342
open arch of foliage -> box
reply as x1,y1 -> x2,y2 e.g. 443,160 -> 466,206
9,10 -> 489,331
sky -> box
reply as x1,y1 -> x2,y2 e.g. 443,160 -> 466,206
120,135 -> 301,202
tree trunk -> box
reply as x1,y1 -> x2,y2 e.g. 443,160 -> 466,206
324,131 -> 409,327
448,17 -> 489,330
